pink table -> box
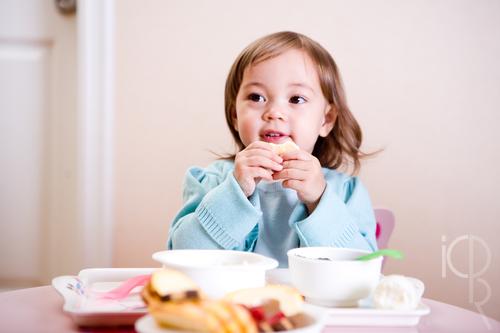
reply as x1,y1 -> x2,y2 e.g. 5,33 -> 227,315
0,286 -> 498,333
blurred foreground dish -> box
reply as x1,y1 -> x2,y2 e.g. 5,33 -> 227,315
141,269 -> 320,333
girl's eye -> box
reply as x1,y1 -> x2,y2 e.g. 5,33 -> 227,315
248,93 -> 266,103
290,96 -> 306,104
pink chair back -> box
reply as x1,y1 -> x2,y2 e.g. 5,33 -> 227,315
374,208 -> 395,249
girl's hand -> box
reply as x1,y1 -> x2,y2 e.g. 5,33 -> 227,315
233,141 -> 283,197
272,150 -> 326,213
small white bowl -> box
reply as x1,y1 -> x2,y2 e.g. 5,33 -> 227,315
152,250 -> 278,299
287,247 -> 382,307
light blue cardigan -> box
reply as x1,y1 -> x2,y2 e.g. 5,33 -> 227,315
168,160 -> 377,267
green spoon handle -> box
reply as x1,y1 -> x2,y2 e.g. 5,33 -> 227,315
356,249 -> 404,261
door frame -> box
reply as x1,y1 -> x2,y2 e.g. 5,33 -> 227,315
76,0 -> 115,268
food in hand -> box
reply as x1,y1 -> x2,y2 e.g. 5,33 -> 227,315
372,275 -> 424,310
269,140 -> 299,156
142,270 -> 307,332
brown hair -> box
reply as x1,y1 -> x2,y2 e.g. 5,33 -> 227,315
224,31 -> 371,174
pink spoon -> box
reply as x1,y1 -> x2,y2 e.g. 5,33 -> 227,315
95,274 -> 151,300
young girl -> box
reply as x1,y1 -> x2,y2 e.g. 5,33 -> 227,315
168,31 -> 377,267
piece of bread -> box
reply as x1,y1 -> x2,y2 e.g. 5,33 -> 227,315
224,285 -> 304,317
149,268 -> 201,300
269,140 -> 299,156
149,300 -> 224,333
142,269 -> 258,333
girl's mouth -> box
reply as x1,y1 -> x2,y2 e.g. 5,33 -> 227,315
261,131 -> 289,144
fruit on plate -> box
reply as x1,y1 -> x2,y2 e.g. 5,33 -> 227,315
142,269 -> 257,333
224,285 -> 305,332
142,270 -> 306,333
224,285 -> 303,317
147,299 -> 256,333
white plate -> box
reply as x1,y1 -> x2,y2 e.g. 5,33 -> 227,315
135,304 -> 326,333
52,268 -> 157,326
53,266 -> 430,328
266,269 -> 430,327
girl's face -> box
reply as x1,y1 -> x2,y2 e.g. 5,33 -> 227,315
233,49 -> 335,154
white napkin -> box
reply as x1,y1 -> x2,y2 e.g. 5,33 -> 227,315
372,275 -> 425,310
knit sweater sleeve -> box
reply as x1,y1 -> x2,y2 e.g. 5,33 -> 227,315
288,171 -> 377,251
167,160 -> 261,250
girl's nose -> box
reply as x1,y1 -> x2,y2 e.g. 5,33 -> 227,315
263,104 -> 287,121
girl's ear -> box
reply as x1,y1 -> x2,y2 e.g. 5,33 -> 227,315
319,104 -> 337,137
231,109 -> 239,132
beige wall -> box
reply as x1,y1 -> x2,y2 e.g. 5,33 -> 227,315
113,0 -> 500,320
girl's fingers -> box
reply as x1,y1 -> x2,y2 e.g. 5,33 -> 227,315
281,159 -> 310,171
280,149 -> 310,161
244,155 -> 283,172
273,168 -> 306,181
244,141 -> 283,163
245,141 -> 283,163
249,167 -> 274,181
282,179 -> 303,191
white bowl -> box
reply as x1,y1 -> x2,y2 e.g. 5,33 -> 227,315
287,247 -> 382,307
152,250 -> 278,299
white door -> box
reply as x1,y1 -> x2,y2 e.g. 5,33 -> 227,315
0,0 -> 81,287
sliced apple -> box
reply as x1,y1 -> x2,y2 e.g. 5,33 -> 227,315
224,285 -> 303,316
